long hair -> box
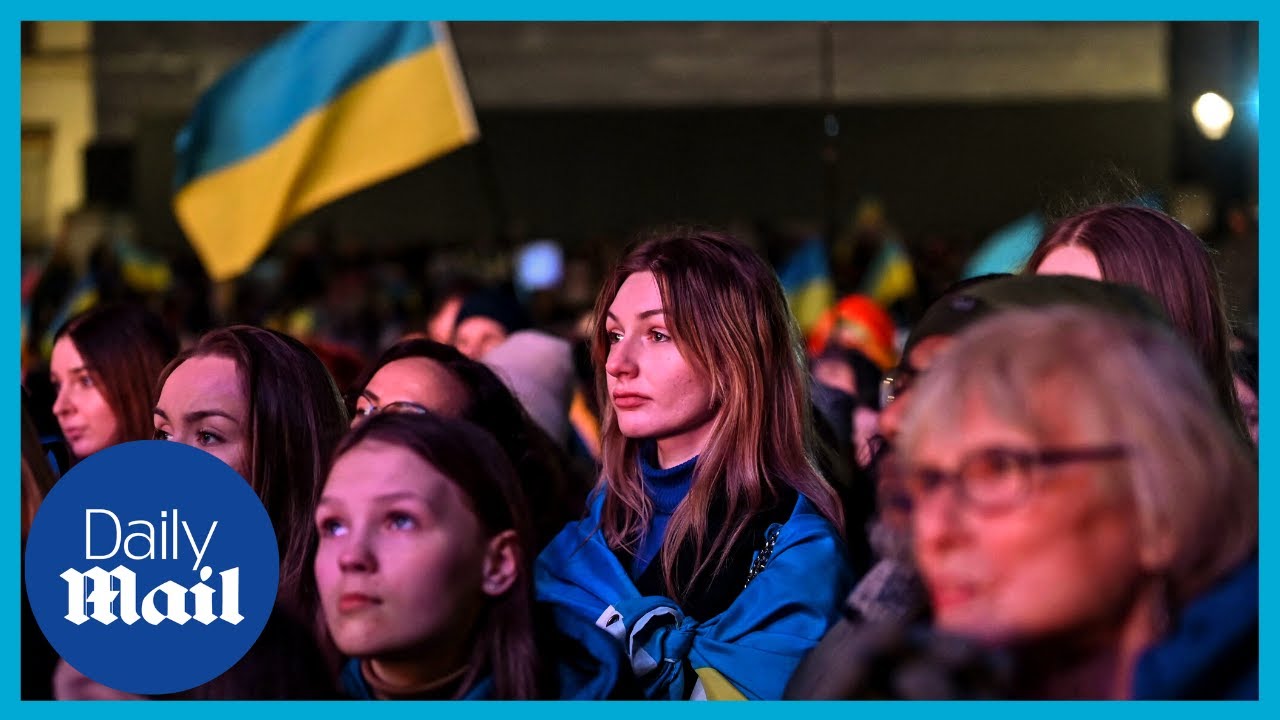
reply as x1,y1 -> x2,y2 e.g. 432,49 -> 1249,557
332,412 -> 541,699
54,303 -> 178,447
1026,204 -> 1246,441
900,306 -> 1257,607
591,227 -> 845,601
156,326 -> 349,619
350,338 -> 587,549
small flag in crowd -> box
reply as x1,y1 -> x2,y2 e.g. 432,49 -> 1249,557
173,22 -> 479,282
778,236 -> 836,335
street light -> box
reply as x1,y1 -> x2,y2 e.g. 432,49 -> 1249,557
1192,91 -> 1235,140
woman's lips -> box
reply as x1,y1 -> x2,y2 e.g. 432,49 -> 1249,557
337,593 -> 381,613
612,393 -> 649,410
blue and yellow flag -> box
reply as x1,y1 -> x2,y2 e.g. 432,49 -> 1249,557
858,237 -> 917,308
778,237 -> 836,335
173,22 -> 479,281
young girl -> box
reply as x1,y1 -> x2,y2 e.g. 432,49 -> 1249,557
49,303 -> 177,461
314,412 -> 541,699
536,228 -> 855,700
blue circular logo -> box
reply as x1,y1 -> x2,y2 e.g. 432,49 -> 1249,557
25,441 -> 280,695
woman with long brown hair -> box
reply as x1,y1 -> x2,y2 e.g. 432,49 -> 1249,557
536,228 -> 854,699
49,303 -> 177,462
1026,203 -> 1248,441
153,325 -> 349,620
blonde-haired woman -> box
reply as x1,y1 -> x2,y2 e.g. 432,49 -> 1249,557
897,305 -> 1257,699
536,228 -> 853,699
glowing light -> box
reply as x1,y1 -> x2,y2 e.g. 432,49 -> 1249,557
1192,92 -> 1235,140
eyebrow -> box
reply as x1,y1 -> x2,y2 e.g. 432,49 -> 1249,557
51,365 -> 91,378
152,408 -> 241,425
317,491 -> 431,507
606,309 -> 665,322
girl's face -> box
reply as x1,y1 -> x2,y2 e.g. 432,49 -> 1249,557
153,355 -> 250,478
603,271 -> 717,468
51,336 -> 121,459
314,440 -> 490,660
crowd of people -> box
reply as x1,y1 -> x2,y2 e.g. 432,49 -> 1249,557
20,201 -> 1258,700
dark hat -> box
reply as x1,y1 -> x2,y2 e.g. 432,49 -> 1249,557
903,274 -> 1171,358
454,287 -> 530,335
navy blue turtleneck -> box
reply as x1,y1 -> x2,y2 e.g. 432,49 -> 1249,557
630,443 -> 696,580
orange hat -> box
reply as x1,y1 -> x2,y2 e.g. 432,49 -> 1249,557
806,294 -> 898,370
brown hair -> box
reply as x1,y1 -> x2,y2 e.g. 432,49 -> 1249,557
591,227 -> 844,601
54,303 -> 178,449
331,412 -> 541,699
156,326 -> 349,619
1026,204 -> 1246,441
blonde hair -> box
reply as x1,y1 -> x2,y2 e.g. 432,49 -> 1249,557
591,228 -> 844,601
899,306 -> 1256,606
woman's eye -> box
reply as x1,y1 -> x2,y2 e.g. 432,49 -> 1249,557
650,330 -> 670,342
387,513 -> 417,531
153,429 -> 171,441
78,375 -> 95,388
606,331 -> 623,345
318,518 -> 347,537
196,431 -> 222,446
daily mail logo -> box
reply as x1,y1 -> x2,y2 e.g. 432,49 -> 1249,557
62,509 -> 243,627
25,442 -> 279,696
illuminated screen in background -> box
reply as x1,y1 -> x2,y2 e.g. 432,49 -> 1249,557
515,239 -> 564,292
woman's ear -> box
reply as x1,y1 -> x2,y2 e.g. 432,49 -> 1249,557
481,529 -> 522,597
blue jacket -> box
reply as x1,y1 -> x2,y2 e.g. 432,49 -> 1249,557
1132,555 -> 1258,699
536,491 -> 854,700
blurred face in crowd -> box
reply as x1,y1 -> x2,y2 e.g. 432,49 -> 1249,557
314,440 -> 491,662
1034,245 -> 1104,281
604,271 -> 717,468
877,335 -> 955,444
454,317 -> 508,360
51,337 -> 121,459
354,357 -> 470,427
153,355 -> 250,478
907,393 -> 1145,645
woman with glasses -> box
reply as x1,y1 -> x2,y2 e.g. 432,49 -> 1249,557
895,305 -> 1257,699
349,338 -> 588,550
536,228 -> 854,700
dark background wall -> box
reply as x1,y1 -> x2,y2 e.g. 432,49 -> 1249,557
84,21 -> 1251,260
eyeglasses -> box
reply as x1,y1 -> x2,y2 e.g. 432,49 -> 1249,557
879,363 -> 920,408
890,444 -> 1129,513
351,399 -> 431,426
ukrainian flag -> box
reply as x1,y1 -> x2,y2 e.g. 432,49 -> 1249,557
173,22 -> 479,282
859,237 -> 917,308
778,236 -> 836,335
